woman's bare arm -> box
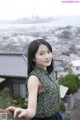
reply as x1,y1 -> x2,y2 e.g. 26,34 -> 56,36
26,75 -> 39,117
6,75 -> 39,119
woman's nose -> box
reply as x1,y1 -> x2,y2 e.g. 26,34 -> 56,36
45,53 -> 49,58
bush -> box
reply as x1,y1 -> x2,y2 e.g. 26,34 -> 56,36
60,73 -> 79,94
0,88 -> 27,109
0,87 -> 12,109
12,92 -> 27,108
59,100 -> 66,112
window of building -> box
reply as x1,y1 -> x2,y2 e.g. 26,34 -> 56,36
12,82 -> 26,98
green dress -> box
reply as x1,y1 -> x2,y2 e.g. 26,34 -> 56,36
27,66 -> 61,118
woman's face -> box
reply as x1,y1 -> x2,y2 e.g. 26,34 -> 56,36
34,44 -> 53,69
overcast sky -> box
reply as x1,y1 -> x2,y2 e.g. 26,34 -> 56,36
0,0 -> 80,20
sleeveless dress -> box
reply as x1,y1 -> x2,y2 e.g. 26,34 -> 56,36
26,66 -> 63,120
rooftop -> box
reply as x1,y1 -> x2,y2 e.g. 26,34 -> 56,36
71,60 -> 80,67
0,52 -> 27,78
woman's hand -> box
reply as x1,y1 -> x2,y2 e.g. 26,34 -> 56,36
6,106 -> 36,119
14,108 -> 36,118
6,106 -> 16,114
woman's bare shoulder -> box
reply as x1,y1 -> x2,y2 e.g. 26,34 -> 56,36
28,75 -> 39,86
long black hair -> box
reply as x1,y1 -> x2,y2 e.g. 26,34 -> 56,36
27,39 -> 53,75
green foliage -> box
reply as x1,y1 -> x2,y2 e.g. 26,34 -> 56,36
59,100 -> 66,112
60,73 -> 79,94
0,87 -> 12,109
75,75 -> 80,88
0,88 -> 27,109
12,92 -> 27,108
13,92 -> 21,101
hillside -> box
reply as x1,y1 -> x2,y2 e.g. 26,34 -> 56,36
0,15 -> 80,26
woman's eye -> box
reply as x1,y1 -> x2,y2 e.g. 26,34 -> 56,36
40,53 -> 44,55
47,51 -> 50,53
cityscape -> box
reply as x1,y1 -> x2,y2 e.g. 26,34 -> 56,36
0,16 -> 80,119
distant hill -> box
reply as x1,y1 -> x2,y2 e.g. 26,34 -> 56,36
12,17 -> 57,24
0,15 -> 80,26
11,15 -> 80,26
0,17 -> 57,24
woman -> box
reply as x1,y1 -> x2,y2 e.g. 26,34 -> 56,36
6,39 -> 63,120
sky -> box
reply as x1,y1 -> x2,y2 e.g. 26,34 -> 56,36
0,0 -> 80,20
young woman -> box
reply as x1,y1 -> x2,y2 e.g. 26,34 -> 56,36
6,39 -> 63,120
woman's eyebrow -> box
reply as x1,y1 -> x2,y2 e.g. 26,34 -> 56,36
39,50 -> 45,53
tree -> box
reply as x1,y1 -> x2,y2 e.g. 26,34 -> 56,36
60,73 -> 80,95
